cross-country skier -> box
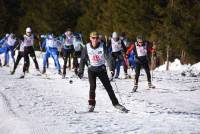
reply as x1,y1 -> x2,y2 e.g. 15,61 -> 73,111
72,33 -> 84,75
0,35 -> 8,66
60,28 -> 75,78
120,32 -> 132,78
10,40 -> 30,74
107,32 -> 127,79
41,34 -> 62,74
20,27 -> 40,78
126,35 -> 155,92
77,31 -> 128,112
0,33 -> 17,66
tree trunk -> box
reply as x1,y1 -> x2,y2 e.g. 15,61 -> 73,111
166,45 -> 170,71
180,50 -> 186,64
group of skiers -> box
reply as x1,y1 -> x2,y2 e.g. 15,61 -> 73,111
0,27 -> 156,112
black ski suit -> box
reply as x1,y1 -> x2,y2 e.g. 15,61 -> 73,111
22,34 -> 40,73
133,41 -> 152,84
12,40 -> 30,72
78,42 -> 119,106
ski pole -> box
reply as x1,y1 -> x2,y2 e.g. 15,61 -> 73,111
151,52 -> 154,82
113,81 -> 125,105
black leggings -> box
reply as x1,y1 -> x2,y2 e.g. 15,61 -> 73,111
88,67 -> 119,106
13,51 -> 30,71
23,46 -> 39,73
135,62 -> 151,84
73,51 -> 81,70
63,49 -> 74,75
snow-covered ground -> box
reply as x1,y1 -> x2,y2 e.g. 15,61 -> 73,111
0,53 -> 200,134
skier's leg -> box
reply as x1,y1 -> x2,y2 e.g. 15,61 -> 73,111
88,69 -> 97,107
73,52 -> 79,74
143,63 -> 151,82
62,49 -> 68,76
142,63 -> 155,88
98,68 -> 119,106
11,52 -> 23,74
42,51 -> 50,73
51,49 -> 61,73
0,47 -> 7,66
27,56 -> 30,72
68,50 -> 71,69
123,57 -> 128,76
46,58 -> 49,68
10,47 -> 15,64
4,47 -> 9,65
30,47 -> 39,70
115,59 -> 121,78
132,63 -> 141,92
23,47 -> 29,73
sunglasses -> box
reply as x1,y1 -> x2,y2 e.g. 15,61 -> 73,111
91,37 -> 99,40
138,41 -> 143,44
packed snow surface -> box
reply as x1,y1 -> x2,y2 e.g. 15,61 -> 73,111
0,53 -> 200,134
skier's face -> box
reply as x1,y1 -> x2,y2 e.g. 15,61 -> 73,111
67,31 -> 72,36
137,39 -> 143,46
90,36 -> 99,46
113,37 -> 118,42
26,32 -> 31,36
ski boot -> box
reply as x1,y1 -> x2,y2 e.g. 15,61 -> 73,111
74,68 -> 78,75
114,104 -> 129,113
88,105 -> 95,112
42,67 -> 46,74
58,70 -> 62,75
132,83 -> 138,93
124,73 -> 131,79
10,70 -> 15,75
19,73 -> 25,79
114,75 -> 119,79
62,74 -> 66,79
148,82 -> 155,89
109,71 -> 114,81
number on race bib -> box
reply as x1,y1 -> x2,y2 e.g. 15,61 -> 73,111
92,55 -> 100,62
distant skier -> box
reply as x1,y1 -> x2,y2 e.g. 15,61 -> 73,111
120,32 -> 132,78
72,33 -> 84,75
0,33 -> 17,66
107,32 -> 127,79
126,35 -> 155,92
10,40 -> 30,74
41,34 -> 62,74
78,31 -> 128,112
20,27 -> 40,78
60,28 -> 75,78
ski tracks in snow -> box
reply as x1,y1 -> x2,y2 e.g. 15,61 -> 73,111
0,92 -> 50,134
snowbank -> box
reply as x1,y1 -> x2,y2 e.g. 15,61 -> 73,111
155,59 -> 200,77
155,59 -> 190,72
182,62 -> 200,77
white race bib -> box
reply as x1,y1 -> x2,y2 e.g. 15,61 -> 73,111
87,43 -> 105,66
111,39 -> 122,52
